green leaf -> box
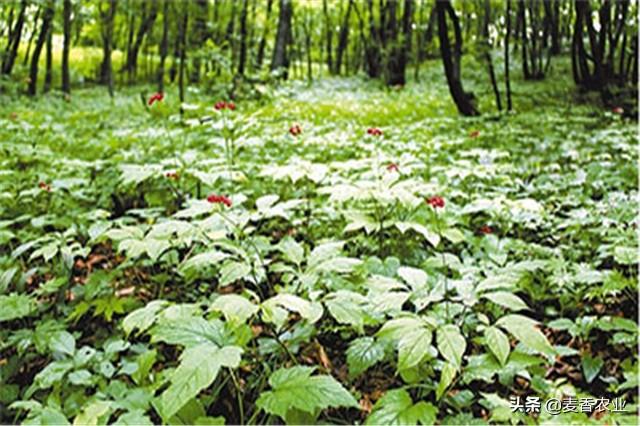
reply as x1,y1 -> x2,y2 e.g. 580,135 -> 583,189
49,331 -> 75,356
209,294 -> 258,323
256,366 -> 358,420
395,222 -> 440,247
437,325 -> 466,369
113,410 -> 154,426
484,326 -> 510,366
219,261 -> 252,287
496,314 -> 555,357
378,317 -> 434,370
481,291 -> 529,311
581,355 -> 604,384
122,300 -> 168,336
262,294 -> 324,330
325,290 -> 367,330
436,362 -> 457,400
366,389 -> 436,425
150,317 -> 225,348
614,246 -> 637,265
0,293 -> 36,322
158,344 -> 242,420
346,337 -> 386,377
34,360 -> 73,389
278,237 -> 304,265
180,251 -> 230,273
73,401 -> 111,426
397,266 -> 428,289
442,228 -> 465,244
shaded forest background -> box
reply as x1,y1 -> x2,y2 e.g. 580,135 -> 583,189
0,0 -> 638,115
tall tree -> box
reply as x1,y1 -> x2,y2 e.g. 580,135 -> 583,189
572,0 -> 636,101
436,0 -> 479,115
178,6 -> 188,115
43,26 -> 52,93
334,0 -> 354,75
28,0 -> 55,96
237,0 -> 250,75
62,0 -> 72,94
125,0 -> 158,81
255,0 -> 274,69
384,0 -> 413,85
23,6 -> 42,67
322,0 -> 334,73
2,0 -> 27,75
482,0 -> 502,111
157,0 -> 169,92
99,0 -> 117,97
504,0 -> 513,110
189,0 -> 208,82
271,0 -> 293,79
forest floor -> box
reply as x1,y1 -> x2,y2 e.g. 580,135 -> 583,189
0,60 -> 638,425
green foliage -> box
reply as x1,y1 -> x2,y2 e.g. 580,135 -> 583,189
0,59 -> 637,425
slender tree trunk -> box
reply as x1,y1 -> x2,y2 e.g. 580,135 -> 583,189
157,0 -> 169,92
271,0 -> 293,79
237,0 -> 249,75
178,7 -> 188,115
255,0 -> 274,69
28,1 -> 54,96
322,0 -> 334,74
436,0 -> 479,116
505,0 -> 513,110
126,0 -> 158,81
62,0 -> 72,94
190,0 -> 209,82
301,7 -> 313,82
2,0 -> 27,75
23,7 -> 42,67
44,28 -> 53,93
483,0 -> 501,111
334,0 -> 353,75
100,0 -> 117,97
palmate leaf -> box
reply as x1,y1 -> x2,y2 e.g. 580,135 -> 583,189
365,389 -> 436,425
256,366 -> 358,421
156,344 -> 242,420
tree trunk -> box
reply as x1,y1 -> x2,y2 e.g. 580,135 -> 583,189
23,7 -> 42,67
44,28 -> 53,93
237,0 -> 249,75
178,7 -> 188,115
28,1 -> 55,96
62,0 -> 72,94
2,0 -> 27,75
100,0 -> 117,97
483,0 -> 502,111
157,0 -> 169,92
436,0 -> 479,116
334,0 -> 354,75
365,0 -> 382,78
126,0 -> 158,81
271,0 -> 293,79
322,0 -> 334,73
255,0 -> 274,69
190,0 -> 209,82
505,0 -> 513,110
